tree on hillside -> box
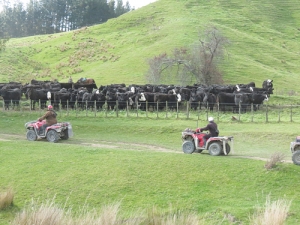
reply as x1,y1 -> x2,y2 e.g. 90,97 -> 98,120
146,27 -> 229,86
0,12 -> 10,52
0,0 -> 133,38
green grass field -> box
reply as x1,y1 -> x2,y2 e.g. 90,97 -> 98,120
1,111 -> 300,224
2,0 -> 300,224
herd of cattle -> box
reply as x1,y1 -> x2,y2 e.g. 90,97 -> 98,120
0,78 -> 274,113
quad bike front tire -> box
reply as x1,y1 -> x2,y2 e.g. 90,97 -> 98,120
60,129 -> 69,140
46,130 -> 60,143
208,142 -> 222,156
26,130 -> 37,141
292,150 -> 300,165
221,143 -> 231,155
182,141 -> 195,154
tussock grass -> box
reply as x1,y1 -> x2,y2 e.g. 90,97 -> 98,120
0,188 -> 14,210
12,199 -> 205,225
264,152 -> 286,170
250,196 -> 292,225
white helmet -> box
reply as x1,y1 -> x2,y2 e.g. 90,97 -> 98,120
208,117 -> 214,122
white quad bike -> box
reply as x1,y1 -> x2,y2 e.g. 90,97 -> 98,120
290,136 -> 300,165
181,128 -> 234,156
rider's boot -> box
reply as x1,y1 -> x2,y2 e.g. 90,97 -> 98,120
203,139 -> 207,147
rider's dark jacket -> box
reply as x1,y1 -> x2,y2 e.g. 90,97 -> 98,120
200,121 -> 219,137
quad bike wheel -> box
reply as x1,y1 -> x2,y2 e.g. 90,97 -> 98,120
182,141 -> 195,154
46,130 -> 60,143
208,142 -> 222,156
292,150 -> 300,165
221,143 -> 231,155
60,129 -> 69,140
26,130 -> 37,141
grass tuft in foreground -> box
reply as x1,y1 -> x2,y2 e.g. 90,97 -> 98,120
250,195 -> 292,225
0,188 -> 14,210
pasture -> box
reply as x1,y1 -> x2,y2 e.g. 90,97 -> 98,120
1,111 -> 300,224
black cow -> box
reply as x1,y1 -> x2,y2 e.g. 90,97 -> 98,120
53,89 -> 71,110
0,88 -> 22,110
116,91 -> 135,110
262,79 -> 273,90
135,92 -> 156,111
249,93 -> 269,111
26,87 -> 50,110
234,93 -> 251,113
154,93 -> 180,111
189,91 -> 205,110
105,90 -> 117,110
203,92 -> 217,111
217,92 -> 236,112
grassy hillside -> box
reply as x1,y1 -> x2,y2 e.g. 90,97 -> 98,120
1,0 -> 300,94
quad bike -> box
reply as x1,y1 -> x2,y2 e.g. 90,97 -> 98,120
290,136 -> 300,165
25,120 -> 73,143
181,128 -> 234,156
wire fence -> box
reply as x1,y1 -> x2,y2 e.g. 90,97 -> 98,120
2,99 -> 300,123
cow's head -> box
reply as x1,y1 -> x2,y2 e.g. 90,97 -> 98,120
139,93 -> 146,101
177,94 -> 181,102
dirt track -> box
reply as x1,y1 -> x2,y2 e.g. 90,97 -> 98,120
1,133 -> 293,164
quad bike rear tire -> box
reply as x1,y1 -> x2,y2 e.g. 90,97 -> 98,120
182,141 -> 195,154
60,129 -> 69,140
26,130 -> 37,141
46,130 -> 60,143
208,142 -> 222,156
292,150 -> 300,165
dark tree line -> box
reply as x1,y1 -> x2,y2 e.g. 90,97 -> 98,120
0,0 -> 132,38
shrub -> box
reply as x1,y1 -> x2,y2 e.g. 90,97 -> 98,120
0,187 -> 14,210
264,152 -> 285,170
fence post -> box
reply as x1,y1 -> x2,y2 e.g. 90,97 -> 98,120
238,101 -> 241,121
176,101 -> 179,119
67,100 -> 69,116
251,103 -> 254,122
278,104 -> 280,122
165,101 -> 168,118
290,105 -> 293,122
85,100 -> 88,117
186,101 -> 189,119
116,100 -> 119,118
156,101 -> 159,119
146,101 -> 148,118
76,100 -> 78,117
105,101 -> 108,117
265,104 -> 268,123
136,101 -> 139,118
94,100 -> 96,117
126,101 -> 129,117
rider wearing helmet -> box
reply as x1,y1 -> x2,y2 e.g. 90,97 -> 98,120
199,117 -> 219,146
38,105 -> 57,135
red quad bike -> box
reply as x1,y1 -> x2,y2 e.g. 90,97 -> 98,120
25,120 -> 73,143
181,128 -> 234,156
290,136 -> 300,165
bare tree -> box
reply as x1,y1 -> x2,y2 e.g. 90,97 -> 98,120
145,26 -> 229,86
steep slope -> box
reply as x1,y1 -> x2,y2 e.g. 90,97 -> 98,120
1,0 -> 300,93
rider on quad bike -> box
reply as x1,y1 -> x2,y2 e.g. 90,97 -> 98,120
38,105 -> 57,135
197,117 -> 219,146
